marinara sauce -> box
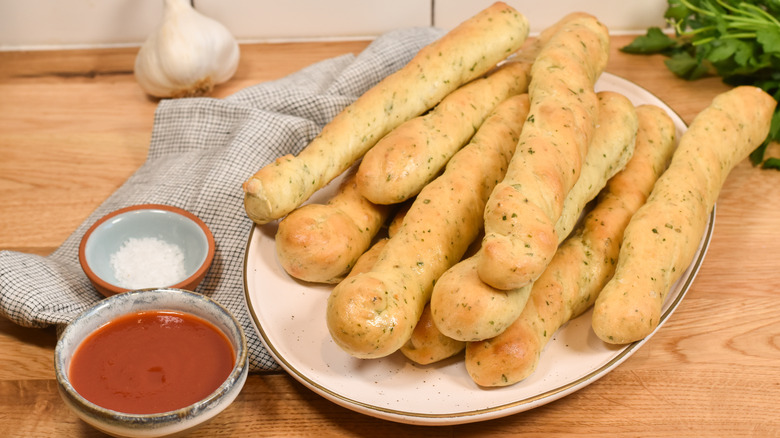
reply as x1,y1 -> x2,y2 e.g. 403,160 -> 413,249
68,310 -> 235,414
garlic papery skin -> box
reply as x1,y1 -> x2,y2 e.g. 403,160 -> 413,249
134,0 -> 240,98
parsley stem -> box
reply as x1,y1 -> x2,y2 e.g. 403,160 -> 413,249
714,0 -> 743,16
676,0 -> 779,43
741,3 -> 780,28
678,0 -> 714,17
692,32 -> 758,46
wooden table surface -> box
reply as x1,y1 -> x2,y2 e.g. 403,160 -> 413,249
1,34 -> 779,437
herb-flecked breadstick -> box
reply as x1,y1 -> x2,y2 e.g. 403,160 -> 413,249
356,61 -> 531,205
477,13 -> 609,290
343,204 -> 405,281
275,169 -> 392,284
243,2 -> 529,224
511,12 -> 600,64
555,91 -> 638,239
431,90 -> 637,342
592,86 -> 776,345
400,303 -> 466,365
349,238 -> 467,365
466,105 -> 677,386
386,200 -> 412,238
345,238 -> 388,280
326,95 -> 530,358
351,239 -> 466,366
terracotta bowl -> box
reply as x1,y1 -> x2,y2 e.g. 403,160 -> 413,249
78,204 -> 215,297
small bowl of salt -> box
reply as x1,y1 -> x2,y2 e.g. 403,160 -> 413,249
79,204 -> 215,297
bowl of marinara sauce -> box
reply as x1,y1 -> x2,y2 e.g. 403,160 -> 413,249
54,288 -> 248,438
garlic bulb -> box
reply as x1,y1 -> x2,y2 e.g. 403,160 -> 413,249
134,0 -> 240,98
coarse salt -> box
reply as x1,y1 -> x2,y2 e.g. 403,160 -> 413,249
110,237 -> 187,290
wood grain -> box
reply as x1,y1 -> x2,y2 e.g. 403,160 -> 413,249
1,34 -> 778,437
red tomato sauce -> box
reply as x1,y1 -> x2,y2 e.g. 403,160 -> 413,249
69,310 -> 235,414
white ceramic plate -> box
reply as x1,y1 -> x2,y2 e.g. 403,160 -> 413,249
243,72 -> 714,425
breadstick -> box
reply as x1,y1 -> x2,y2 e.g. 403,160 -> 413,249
343,196 -> 413,281
342,199 -> 408,281
346,236 -> 465,364
350,237 -> 466,365
356,61 -> 531,205
431,256 -> 532,342
431,90 -> 636,342
466,104 -> 677,386
477,13 -> 609,290
243,2 -> 529,224
345,238 -> 388,280
326,94 -> 531,358
592,86 -> 776,344
555,91 -> 638,239
400,303 -> 466,365
386,200 -> 412,238
511,12 -> 600,64
275,169 -> 392,283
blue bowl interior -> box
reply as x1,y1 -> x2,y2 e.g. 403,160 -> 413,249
84,209 -> 209,288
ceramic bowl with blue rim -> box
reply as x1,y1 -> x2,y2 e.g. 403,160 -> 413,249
54,288 -> 248,438
78,204 -> 215,297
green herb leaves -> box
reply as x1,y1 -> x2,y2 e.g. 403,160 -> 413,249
621,0 -> 780,168
621,27 -> 678,54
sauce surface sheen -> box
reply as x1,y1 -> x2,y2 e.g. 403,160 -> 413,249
69,310 -> 235,414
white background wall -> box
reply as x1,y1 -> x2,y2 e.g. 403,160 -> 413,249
0,0 -> 669,51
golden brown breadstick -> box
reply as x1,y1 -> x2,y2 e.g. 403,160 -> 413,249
345,238 -> 388,280
350,236 -> 466,365
477,13 -> 609,290
346,236 -> 465,365
386,200 -> 411,238
555,91 -> 638,239
400,303 -> 466,365
466,104 -> 677,386
275,169 -> 392,284
326,94 -> 531,358
344,201 -> 406,280
430,256 -> 532,342
510,12 -> 599,64
243,2 -> 529,224
592,86 -> 776,344
431,90 -> 636,342
353,240 -> 460,365
356,61 -> 531,205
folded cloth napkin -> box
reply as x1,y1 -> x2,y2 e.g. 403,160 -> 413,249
0,27 -> 444,372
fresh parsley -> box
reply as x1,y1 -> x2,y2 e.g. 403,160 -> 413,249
621,0 -> 780,169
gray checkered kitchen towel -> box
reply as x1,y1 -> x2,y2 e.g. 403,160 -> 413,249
0,27 -> 444,372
